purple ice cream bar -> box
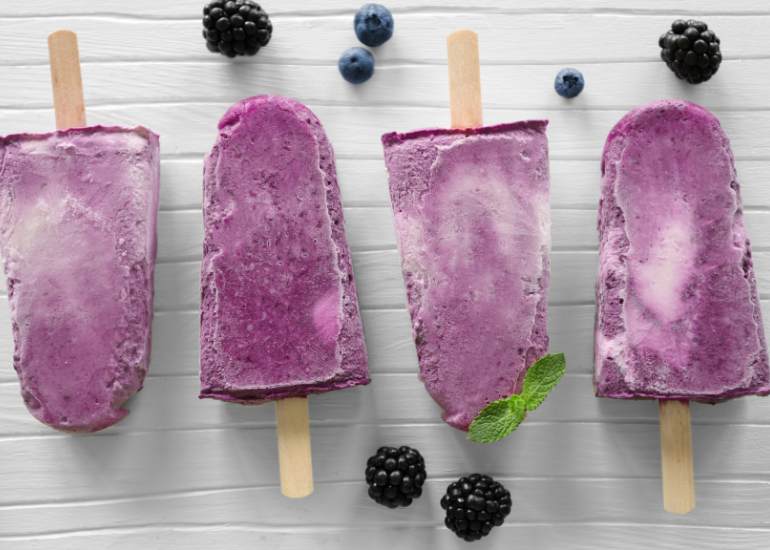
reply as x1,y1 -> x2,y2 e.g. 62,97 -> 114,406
382,121 -> 551,431
199,95 -> 370,405
0,126 -> 160,433
595,100 -> 770,401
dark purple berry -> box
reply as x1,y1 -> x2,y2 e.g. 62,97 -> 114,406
442,474 -> 510,541
365,446 -> 426,509
671,19 -> 687,33
216,17 -> 230,31
202,0 -> 272,57
684,26 -> 700,42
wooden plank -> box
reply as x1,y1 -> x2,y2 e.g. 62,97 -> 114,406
2,477 -> 770,539
3,104 -> 770,161
3,61 -> 770,114
5,0 -> 770,17
3,524 -> 770,550
0,14 -> 768,66
2,422 -> 770,506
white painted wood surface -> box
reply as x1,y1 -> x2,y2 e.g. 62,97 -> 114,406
1,1 -> 769,548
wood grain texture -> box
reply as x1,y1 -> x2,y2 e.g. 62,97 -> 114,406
47,30 -> 86,129
2,14 -> 770,66
3,61 -> 770,111
1,1 -> 769,548
275,398 -> 314,498
6,0 -> 770,17
659,400 -> 696,514
447,29 -> 482,128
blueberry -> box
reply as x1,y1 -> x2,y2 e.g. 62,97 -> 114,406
338,47 -> 375,84
354,3 -> 394,47
554,68 -> 584,98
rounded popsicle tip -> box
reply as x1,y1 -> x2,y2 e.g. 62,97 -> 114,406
447,29 -> 478,42
48,29 -> 78,43
602,99 -> 724,174
24,392 -> 132,434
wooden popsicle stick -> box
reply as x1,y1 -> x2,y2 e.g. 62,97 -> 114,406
275,397 -> 314,498
659,399 -> 696,514
447,30 -> 482,128
48,30 -> 87,130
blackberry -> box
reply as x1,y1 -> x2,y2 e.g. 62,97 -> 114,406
440,474 -> 511,542
659,19 -> 721,84
202,0 -> 272,58
365,446 -> 426,508
338,47 -> 375,84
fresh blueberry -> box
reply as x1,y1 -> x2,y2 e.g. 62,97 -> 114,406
354,4 -> 394,47
554,68 -> 585,98
338,47 -> 375,84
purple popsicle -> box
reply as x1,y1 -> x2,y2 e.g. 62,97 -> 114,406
199,95 -> 369,405
0,126 -> 160,433
382,121 -> 551,431
595,100 -> 769,401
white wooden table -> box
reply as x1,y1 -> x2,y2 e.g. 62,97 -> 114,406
1,1 -> 769,548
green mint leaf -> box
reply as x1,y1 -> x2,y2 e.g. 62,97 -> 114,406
467,395 -> 526,443
521,353 -> 566,411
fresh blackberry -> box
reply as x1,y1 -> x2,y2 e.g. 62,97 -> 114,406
202,0 -> 272,58
659,19 -> 721,84
365,446 -> 426,508
440,474 -> 511,542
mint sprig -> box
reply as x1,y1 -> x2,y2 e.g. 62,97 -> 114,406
467,353 -> 566,443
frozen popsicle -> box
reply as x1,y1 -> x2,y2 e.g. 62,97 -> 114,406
381,31 -> 551,432
199,95 -> 370,496
595,99 -> 769,512
0,31 -> 160,433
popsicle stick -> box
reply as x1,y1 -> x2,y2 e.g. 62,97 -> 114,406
447,29 -> 482,128
659,399 -> 696,514
275,397 -> 314,498
48,30 -> 87,130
